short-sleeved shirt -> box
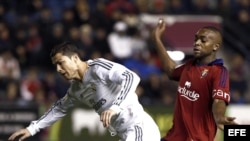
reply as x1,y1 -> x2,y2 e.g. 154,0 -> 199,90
164,59 -> 230,141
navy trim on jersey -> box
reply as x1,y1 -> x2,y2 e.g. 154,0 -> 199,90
89,60 -> 113,70
208,58 -> 224,66
135,125 -> 143,141
36,99 -> 65,123
122,71 -> 133,99
219,67 -> 227,88
113,70 -> 133,105
194,58 -> 224,66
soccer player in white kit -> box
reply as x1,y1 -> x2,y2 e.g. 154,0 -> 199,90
8,42 -> 160,141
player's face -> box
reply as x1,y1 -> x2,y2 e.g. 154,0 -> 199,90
52,53 -> 78,80
193,28 -> 219,59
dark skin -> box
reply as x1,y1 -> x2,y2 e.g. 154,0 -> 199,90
153,19 -> 238,130
193,28 -> 221,63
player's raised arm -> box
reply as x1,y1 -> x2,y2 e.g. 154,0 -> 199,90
152,19 -> 177,77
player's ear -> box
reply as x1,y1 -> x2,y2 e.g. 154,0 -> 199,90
72,54 -> 79,62
213,43 -> 220,51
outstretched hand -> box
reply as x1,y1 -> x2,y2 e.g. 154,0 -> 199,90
217,116 -> 238,131
152,18 -> 166,40
100,109 -> 117,128
8,128 -> 31,141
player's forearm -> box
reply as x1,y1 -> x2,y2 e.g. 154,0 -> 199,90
27,98 -> 71,135
154,36 -> 176,77
27,109 -> 66,136
212,99 -> 227,124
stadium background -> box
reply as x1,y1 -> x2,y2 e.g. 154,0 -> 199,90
0,0 -> 250,141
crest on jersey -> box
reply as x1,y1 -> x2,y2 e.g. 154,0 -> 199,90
201,69 -> 208,78
90,83 -> 96,91
184,81 -> 191,88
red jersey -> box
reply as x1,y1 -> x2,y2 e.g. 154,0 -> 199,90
164,59 -> 230,141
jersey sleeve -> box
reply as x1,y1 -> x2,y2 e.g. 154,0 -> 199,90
107,62 -> 140,114
26,89 -> 76,136
212,66 -> 230,104
171,59 -> 194,81
171,62 -> 187,81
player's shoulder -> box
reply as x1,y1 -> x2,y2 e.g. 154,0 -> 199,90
209,59 -> 228,68
88,58 -> 114,66
213,65 -> 229,75
178,58 -> 194,67
87,58 -> 117,73
208,59 -> 229,75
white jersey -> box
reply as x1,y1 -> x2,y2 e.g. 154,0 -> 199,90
27,58 -> 160,140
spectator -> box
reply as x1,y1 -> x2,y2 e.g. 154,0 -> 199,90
0,48 -> 21,93
229,53 -> 248,104
20,67 -> 42,101
108,21 -> 133,63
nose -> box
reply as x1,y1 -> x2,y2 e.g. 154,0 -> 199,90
194,39 -> 201,46
56,64 -> 63,73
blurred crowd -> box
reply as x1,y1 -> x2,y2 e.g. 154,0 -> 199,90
0,0 -> 250,111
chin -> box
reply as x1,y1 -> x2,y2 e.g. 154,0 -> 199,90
62,75 -> 71,80
65,76 -> 73,80
193,54 -> 201,59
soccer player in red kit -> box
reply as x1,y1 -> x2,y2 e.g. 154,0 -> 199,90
153,19 -> 238,141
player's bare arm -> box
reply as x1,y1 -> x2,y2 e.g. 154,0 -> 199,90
152,18 -> 176,77
8,128 -> 31,141
100,109 -> 117,128
212,99 -> 238,130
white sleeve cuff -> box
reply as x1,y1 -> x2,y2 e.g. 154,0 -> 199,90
109,105 -> 121,114
26,122 -> 40,136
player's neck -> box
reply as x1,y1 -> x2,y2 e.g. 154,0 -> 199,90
196,53 -> 216,65
196,57 -> 216,65
77,61 -> 88,81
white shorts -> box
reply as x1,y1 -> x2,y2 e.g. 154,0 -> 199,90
117,112 -> 161,141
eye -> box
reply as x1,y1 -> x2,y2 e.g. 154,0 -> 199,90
200,37 -> 207,43
56,61 -> 64,66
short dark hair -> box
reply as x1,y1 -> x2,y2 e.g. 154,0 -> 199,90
201,26 -> 223,45
50,41 -> 80,58
201,26 -> 222,37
